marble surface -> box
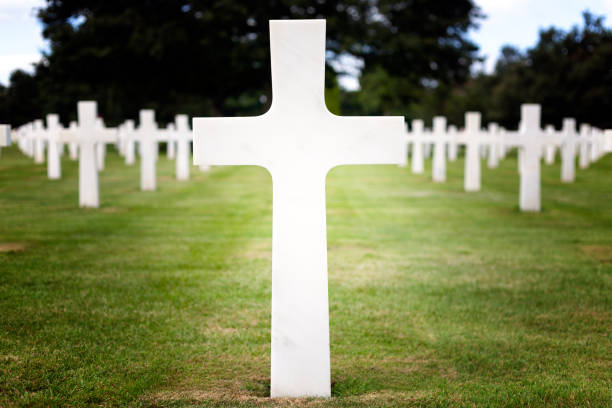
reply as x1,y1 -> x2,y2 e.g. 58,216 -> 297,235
410,119 -> 425,174
0,124 -> 10,147
432,116 -> 447,182
123,120 -> 136,165
137,110 -> 158,191
561,118 -> 577,183
46,114 -> 62,179
517,104 -> 542,212
77,102 -> 101,208
193,19 -> 404,398
33,119 -> 45,164
463,112 -> 482,192
579,124 -> 591,169
175,114 -> 191,181
487,122 -> 500,169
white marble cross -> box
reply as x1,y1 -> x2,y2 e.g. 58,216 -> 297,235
67,122 -> 79,160
0,124 -> 10,148
60,101 -> 117,207
193,19 -> 404,398
588,127 -> 600,162
561,118 -> 577,183
578,124 -> 591,169
447,124 -> 458,161
502,104 -> 543,212
174,114 -> 192,181
94,118 -> 115,171
33,119 -> 46,164
136,109 -> 159,191
410,119 -> 426,174
166,126 -> 176,160
604,129 -> 612,153
487,122 -> 500,169
432,116 -> 447,182
543,125 -> 557,165
122,120 -> 136,165
0,124 -> 10,157
462,112 -> 483,192
46,114 -> 62,179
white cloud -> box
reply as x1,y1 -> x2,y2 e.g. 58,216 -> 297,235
475,0 -> 531,13
0,0 -> 45,21
0,53 -> 41,85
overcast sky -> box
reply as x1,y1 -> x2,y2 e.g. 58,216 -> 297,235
0,0 -> 611,88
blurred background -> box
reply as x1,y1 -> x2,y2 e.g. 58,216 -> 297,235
0,0 -> 611,129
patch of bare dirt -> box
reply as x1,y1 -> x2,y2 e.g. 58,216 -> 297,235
0,242 -> 27,252
100,207 -> 127,214
579,245 -> 612,263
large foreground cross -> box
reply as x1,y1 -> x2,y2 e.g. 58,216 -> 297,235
193,20 -> 404,398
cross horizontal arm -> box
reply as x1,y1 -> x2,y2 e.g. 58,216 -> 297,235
502,131 -> 543,148
322,116 -> 405,168
59,129 -> 79,143
193,116 -> 272,167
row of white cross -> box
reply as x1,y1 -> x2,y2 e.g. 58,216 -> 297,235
404,107 -> 611,211
7,103 -> 196,207
1,20 -> 611,399
8,102 -> 609,214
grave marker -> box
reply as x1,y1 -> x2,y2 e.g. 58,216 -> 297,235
123,120 -> 136,165
410,119 -> 425,174
544,125 -> 556,165
175,114 -> 191,181
463,112 -> 482,192
33,119 -> 46,164
68,122 -> 79,160
60,101 -> 117,207
0,124 -> 10,148
95,118 -> 107,171
579,124 -> 590,169
502,104 -> 543,212
137,110 -> 158,191
560,118 -> 577,183
46,114 -> 62,179
193,19 -> 404,398
447,124 -> 458,161
432,116 -> 447,182
487,122 -> 500,169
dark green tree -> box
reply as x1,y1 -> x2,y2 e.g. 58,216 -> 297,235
446,12 -> 612,129
1,0 -> 482,126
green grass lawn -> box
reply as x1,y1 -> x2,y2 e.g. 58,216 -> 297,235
0,145 -> 610,407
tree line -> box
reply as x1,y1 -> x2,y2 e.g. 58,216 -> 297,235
0,1 -> 610,130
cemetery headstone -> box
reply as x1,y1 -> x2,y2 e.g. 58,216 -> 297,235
487,122 -> 500,169
68,122 -> 79,160
447,124 -> 458,161
544,125 -> 556,165
411,119 -> 425,174
0,124 -> 10,148
579,124 -> 590,169
46,114 -> 62,179
175,114 -> 191,181
123,120 -> 136,165
463,112 -> 482,192
60,101 -> 116,207
192,19 -> 404,398
33,119 -> 46,164
432,116 -> 447,182
95,118 -> 107,171
138,110 -> 158,191
561,118 -> 577,183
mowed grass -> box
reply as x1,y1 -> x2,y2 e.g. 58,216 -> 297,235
0,145 -> 610,407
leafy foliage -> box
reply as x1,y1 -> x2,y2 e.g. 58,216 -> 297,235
0,0 -> 480,126
437,12 -> 612,128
